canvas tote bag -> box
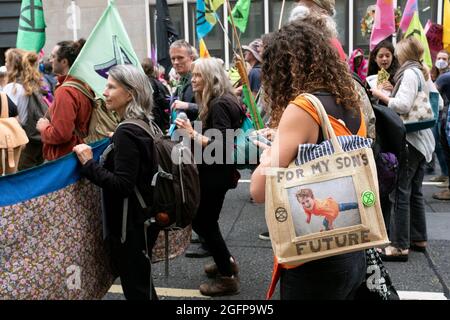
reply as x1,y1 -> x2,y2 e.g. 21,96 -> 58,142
0,92 -> 29,176
265,93 -> 389,266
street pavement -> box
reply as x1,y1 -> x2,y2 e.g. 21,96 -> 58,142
104,169 -> 450,301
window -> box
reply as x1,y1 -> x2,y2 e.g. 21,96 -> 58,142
334,0 -> 349,54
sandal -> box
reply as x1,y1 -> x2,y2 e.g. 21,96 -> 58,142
410,241 -> 427,252
380,246 -> 409,262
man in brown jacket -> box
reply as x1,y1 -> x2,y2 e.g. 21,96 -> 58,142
36,39 -> 93,161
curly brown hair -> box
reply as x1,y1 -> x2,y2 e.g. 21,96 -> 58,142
261,20 -> 361,127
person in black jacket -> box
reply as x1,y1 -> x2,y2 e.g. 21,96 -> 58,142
73,65 -> 161,300
141,58 -> 170,132
175,57 -> 242,296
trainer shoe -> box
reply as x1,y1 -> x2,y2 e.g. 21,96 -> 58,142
185,244 -> 212,258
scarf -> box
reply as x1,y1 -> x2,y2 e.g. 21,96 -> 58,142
392,60 -> 423,97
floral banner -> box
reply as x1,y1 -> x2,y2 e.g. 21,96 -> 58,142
0,140 -> 114,299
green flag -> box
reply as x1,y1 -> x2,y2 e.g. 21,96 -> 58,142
404,11 -> 432,68
16,0 -> 46,52
69,0 -> 142,98
230,0 -> 251,33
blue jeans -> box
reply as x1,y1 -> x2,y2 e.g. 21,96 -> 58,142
390,144 -> 428,249
280,251 -> 366,300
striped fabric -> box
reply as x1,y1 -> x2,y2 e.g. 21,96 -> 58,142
296,135 -> 373,165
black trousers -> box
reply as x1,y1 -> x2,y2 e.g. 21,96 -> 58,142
280,251 -> 366,300
109,222 -> 161,300
192,183 -> 234,277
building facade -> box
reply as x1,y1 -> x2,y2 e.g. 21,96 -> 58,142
0,0 -> 447,67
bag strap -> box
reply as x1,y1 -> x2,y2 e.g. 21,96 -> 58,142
0,93 -> 9,118
300,93 -> 344,153
61,81 -> 95,101
119,118 -> 163,139
410,68 -> 423,92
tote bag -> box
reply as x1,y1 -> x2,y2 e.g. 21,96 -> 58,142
265,94 -> 389,266
402,69 -> 437,133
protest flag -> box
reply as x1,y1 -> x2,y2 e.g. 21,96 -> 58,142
156,0 -> 179,76
444,0 -> 450,51
230,0 -> 251,33
16,0 -> 46,52
196,0 -> 225,39
404,11 -> 432,68
370,0 -> 395,51
68,0 -> 141,98
399,0 -> 418,32
199,38 -> 211,58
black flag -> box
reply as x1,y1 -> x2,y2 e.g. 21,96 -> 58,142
156,0 -> 179,76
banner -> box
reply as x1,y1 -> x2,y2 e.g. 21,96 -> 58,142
156,0 -> 179,76
230,0 -> 251,33
370,0 -> 395,51
196,0 -> 225,39
399,0 -> 418,32
0,140 -> 114,299
68,0 -> 142,98
404,11 -> 432,68
16,0 -> 46,52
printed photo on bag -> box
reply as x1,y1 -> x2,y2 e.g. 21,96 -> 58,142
288,177 -> 361,237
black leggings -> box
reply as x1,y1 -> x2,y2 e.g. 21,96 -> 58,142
192,185 -> 234,277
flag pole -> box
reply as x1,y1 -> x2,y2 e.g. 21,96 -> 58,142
225,0 -> 263,130
278,0 -> 286,30
226,0 -> 245,60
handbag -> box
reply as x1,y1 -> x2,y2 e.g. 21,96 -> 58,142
402,69 -> 437,133
234,110 -> 263,169
265,93 -> 389,266
355,248 -> 400,300
0,93 -> 29,176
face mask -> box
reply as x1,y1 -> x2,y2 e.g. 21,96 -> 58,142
435,60 -> 448,70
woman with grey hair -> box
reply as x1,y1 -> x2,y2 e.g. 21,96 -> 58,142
175,57 -> 242,296
73,64 -> 161,300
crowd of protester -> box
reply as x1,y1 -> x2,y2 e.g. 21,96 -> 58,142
2,0 -> 450,300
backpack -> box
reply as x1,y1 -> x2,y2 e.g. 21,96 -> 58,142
0,93 -> 29,176
117,118 -> 200,236
61,81 -> 121,143
149,78 -> 171,132
23,91 -> 49,142
352,73 -> 406,196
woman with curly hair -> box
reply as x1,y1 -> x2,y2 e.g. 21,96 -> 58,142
250,19 -> 366,300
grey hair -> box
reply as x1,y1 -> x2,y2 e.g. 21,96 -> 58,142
288,5 -> 337,38
170,40 -> 195,58
192,58 -> 235,124
108,64 -> 153,121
